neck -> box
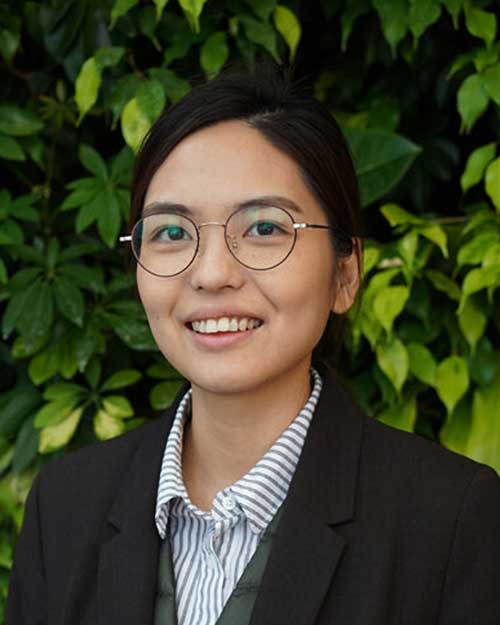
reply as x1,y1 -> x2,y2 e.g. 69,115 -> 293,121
182,360 -> 312,511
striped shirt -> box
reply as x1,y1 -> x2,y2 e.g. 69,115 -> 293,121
154,366 -> 323,625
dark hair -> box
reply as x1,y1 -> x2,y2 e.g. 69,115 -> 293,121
130,61 -> 363,371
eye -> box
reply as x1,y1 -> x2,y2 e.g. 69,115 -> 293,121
152,224 -> 190,242
246,221 -> 286,237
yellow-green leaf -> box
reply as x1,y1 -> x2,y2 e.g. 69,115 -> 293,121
464,3 -> 497,48
373,286 -> 409,334
409,0 -> 441,43
485,156 -> 500,212
102,395 -> 133,418
121,97 -> 151,153
417,224 -> 448,257
435,356 -> 469,418
457,73 -> 489,133
458,298 -> 487,353
481,63 -> 500,105
373,0 -> 408,56
273,5 -> 301,61
467,353 -> 500,475
376,337 -> 409,394
153,0 -> 170,21
460,142 -> 496,192
407,342 -> 437,386
377,394 -> 416,432
39,407 -> 83,453
75,58 -> 101,124
380,203 -> 423,226
94,408 -> 125,440
177,0 -> 208,33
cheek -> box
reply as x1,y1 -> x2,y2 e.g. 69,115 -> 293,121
136,268 -> 175,323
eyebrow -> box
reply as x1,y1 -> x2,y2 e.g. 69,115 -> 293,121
141,195 -> 303,218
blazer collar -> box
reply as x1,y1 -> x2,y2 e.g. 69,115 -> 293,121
249,361 -> 364,625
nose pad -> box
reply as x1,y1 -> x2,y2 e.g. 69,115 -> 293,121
227,234 -> 239,252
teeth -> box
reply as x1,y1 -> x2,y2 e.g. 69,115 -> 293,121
191,317 -> 262,334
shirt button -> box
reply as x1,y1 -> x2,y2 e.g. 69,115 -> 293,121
222,495 -> 237,511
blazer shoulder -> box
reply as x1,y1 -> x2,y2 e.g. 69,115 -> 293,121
362,413 -> 499,496
38,413 -> 169,495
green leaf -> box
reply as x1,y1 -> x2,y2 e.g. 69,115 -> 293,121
43,382 -> 86,402
177,0 -> 208,32
75,57 -> 101,124
96,190 -> 121,248
469,337 -> 497,387
457,73 -> 489,133
240,15 -> 279,62
458,298 -> 487,353
101,369 -> 142,391
0,105 -> 43,136
464,3 -> 497,48
408,0 -> 441,43
460,264 -> 500,306
373,0 -> 408,55
121,97 -> 151,153
75,193 -> 103,233
94,409 -> 125,440
373,286 -> 409,334
407,342 -> 437,386
0,384 -> 41,438
150,380 -> 184,409
137,79 -> 166,123
53,277 -> 85,327
344,129 -> 421,207
153,0 -> 170,21
457,231 -> 500,267
376,337 -> 409,394
17,280 -> 54,349
94,46 -> 125,70
481,63 -> 500,105
417,224 -> 448,257
340,0 -> 371,51
200,32 -> 229,77
425,269 -> 461,302
148,68 -> 191,103
460,142 -> 496,192
380,203 -> 424,226
467,353 -> 500,475
110,0 -> 139,28
34,398 -> 80,428
0,134 -> 25,161
28,344 -> 61,385
0,26 -> 20,64
12,418 -> 39,474
102,396 -> 134,419
377,394 -> 416,432
441,0 -> 462,29
79,144 -> 108,179
39,407 -> 83,453
85,357 -> 102,389
435,355 -> 469,417
485,156 -> 500,212
273,5 -> 301,61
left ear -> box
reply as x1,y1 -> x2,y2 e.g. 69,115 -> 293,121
331,238 -> 362,315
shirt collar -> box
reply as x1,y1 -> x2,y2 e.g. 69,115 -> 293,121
155,367 -> 323,538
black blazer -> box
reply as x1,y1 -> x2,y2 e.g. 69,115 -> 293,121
6,365 -> 500,625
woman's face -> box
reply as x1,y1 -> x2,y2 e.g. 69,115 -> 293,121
137,120 -> 352,394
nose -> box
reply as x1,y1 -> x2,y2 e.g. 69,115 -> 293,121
187,223 -> 244,291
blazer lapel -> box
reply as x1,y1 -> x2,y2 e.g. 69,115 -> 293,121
249,364 -> 364,625
97,381 -> 190,625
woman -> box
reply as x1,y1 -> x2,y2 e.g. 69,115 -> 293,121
6,64 -> 500,625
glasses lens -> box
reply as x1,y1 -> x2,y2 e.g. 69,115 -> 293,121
226,205 -> 296,269
132,213 -> 197,276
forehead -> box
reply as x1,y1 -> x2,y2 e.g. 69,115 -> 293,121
143,120 -> 323,218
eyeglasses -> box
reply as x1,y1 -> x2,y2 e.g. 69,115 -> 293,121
119,204 -> 334,277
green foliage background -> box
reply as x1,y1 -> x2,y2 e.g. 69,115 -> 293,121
1,0 -> 500,617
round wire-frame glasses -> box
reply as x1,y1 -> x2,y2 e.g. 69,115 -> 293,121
119,204 -> 335,277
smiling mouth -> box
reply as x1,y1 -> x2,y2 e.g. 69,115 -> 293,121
186,318 -> 264,334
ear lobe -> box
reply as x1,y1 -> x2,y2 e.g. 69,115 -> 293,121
331,239 -> 361,315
